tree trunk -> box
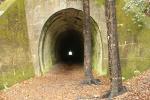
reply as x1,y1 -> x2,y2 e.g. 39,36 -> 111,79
82,0 -> 100,85
105,0 -> 125,98
83,0 -> 93,79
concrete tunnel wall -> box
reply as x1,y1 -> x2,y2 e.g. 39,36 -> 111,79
25,0 -> 108,76
39,8 -> 104,74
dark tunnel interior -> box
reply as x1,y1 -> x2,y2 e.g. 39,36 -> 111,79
55,30 -> 84,64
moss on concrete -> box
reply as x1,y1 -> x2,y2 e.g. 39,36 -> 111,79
116,0 -> 150,80
0,0 -> 34,90
0,0 -> 16,11
0,65 -> 34,90
95,0 -> 150,80
0,0 -> 28,46
96,0 -> 105,6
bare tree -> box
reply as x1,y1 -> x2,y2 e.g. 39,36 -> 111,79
82,0 -> 100,85
104,0 -> 126,98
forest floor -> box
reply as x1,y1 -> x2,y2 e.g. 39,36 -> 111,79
0,64 -> 150,100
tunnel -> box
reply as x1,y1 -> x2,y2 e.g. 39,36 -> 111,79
39,8 -> 103,73
55,30 -> 84,64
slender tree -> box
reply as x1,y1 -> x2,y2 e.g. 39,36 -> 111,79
82,0 -> 100,85
104,0 -> 126,98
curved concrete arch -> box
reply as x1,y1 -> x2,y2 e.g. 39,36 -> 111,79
38,8 -> 104,74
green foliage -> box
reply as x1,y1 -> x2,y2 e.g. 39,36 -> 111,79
123,0 -> 150,26
116,0 -> 150,80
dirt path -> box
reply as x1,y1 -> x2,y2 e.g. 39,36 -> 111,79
0,64 -> 150,100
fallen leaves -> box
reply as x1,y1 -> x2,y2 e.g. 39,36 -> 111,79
0,64 -> 149,100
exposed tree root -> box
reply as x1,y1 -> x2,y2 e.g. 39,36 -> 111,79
81,79 -> 101,85
102,86 -> 127,99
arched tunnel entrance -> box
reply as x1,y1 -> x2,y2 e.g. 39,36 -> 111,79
39,8 -> 103,74
55,30 -> 84,64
